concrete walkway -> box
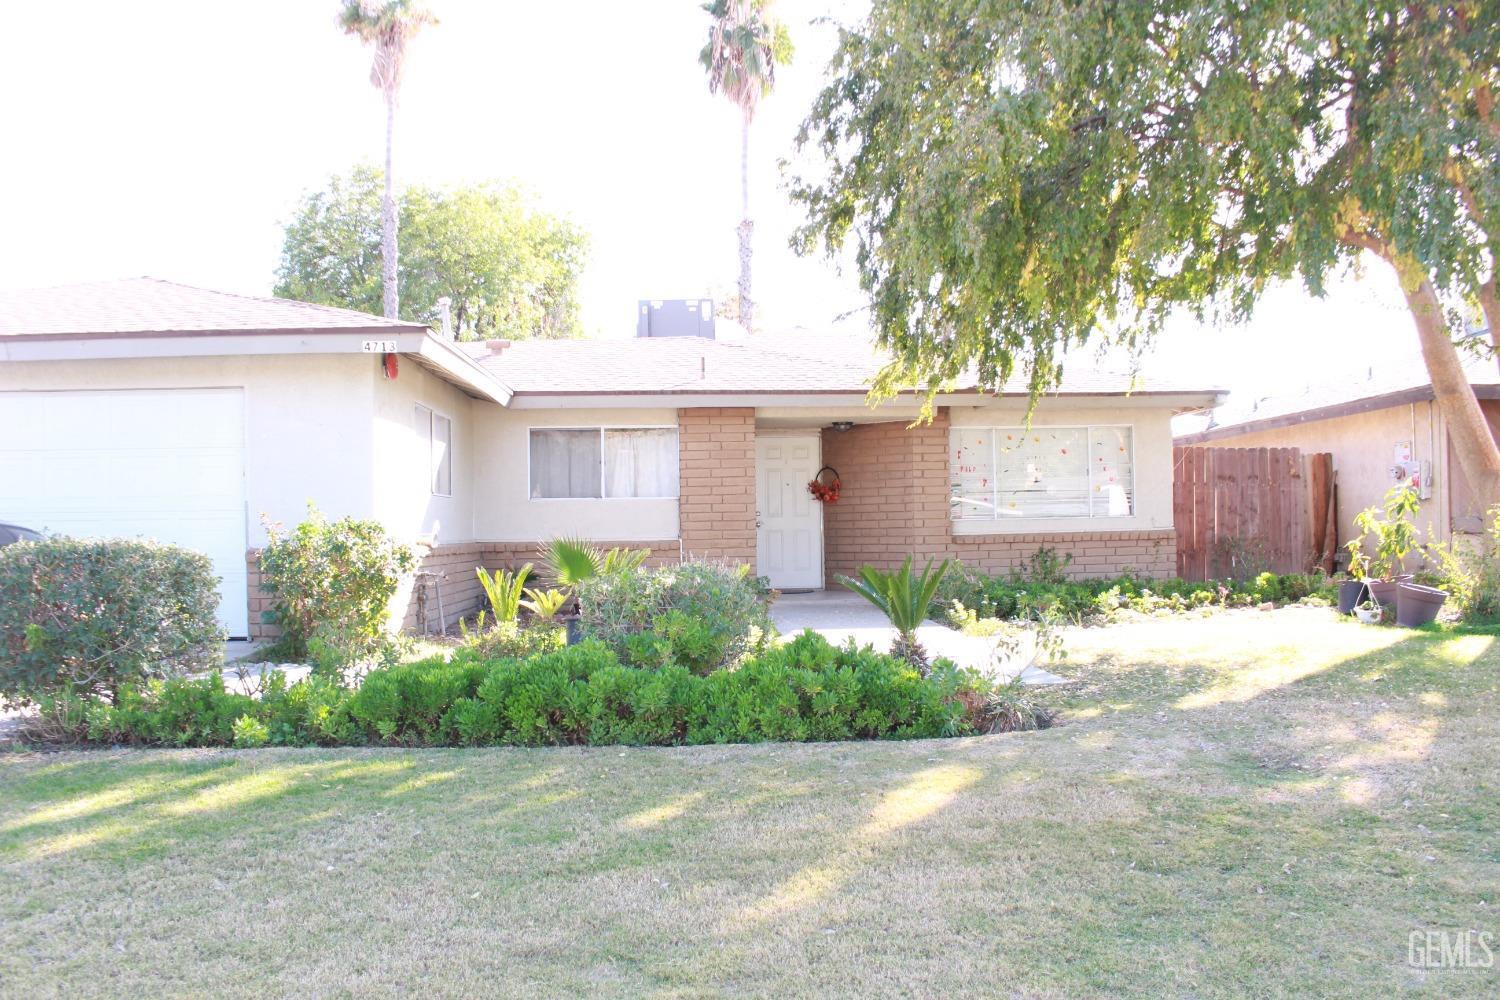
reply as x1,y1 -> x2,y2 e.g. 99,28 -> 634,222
770,590 -> 1067,685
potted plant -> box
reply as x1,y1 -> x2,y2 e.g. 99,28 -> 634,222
1353,599 -> 1382,625
1348,486 -> 1420,607
1336,549 -> 1370,615
1395,581 -> 1448,627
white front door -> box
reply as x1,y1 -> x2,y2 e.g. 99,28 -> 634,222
755,433 -> 823,590
0,388 -> 250,637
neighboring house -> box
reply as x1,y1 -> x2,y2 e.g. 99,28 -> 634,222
1175,359 -> 1500,554
1,278 -> 1221,639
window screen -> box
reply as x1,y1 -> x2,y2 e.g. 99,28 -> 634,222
530,429 -> 604,498
950,426 -> 1134,520
529,428 -> 679,499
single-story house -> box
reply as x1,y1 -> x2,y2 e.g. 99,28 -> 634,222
1,278 -> 1222,638
1175,359 -> 1500,554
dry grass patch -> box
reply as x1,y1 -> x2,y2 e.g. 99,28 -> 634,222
2,608 -> 1498,998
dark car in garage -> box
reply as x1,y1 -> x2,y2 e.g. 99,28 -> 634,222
0,522 -> 42,546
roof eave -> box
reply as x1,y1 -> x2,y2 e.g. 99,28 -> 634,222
1176,383 -> 1500,444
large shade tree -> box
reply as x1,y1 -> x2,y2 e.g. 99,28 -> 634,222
276,165 -> 589,340
701,0 -> 793,332
339,0 -> 438,320
792,2 -> 1500,507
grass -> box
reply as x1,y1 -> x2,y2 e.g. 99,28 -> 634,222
2,607 -> 1497,998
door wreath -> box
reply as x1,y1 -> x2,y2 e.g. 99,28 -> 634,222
808,465 -> 842,503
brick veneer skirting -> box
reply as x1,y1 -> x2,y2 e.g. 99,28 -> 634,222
247,539 -> 680,641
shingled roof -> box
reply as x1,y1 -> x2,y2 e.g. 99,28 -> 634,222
464,334 -> 1220,399
0,277 -> 427,337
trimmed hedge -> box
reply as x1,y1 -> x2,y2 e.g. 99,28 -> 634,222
0,537 -> 223,706
45,632 -> 977,748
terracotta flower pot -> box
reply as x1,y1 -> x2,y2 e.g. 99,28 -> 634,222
1395,583 -> 1447,628
1337,579 -> 1369,615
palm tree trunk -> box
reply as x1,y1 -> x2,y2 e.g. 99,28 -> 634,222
382,89 -> 399,320
737,112 -> 754,332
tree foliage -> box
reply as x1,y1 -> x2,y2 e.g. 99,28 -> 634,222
275,165 -> 589,340
792,2 -> 1500,487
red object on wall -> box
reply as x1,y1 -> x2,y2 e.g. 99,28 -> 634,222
383,353 -> 399,379
808,465 -> 842,503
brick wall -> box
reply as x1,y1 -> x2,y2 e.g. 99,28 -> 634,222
248,538 -> 678,641
677,407 -> 757,567
821,407 -> 1176,581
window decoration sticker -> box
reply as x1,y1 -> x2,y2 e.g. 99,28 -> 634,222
950,425 -> 1134,520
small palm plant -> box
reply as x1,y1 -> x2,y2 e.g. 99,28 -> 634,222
476,563 -> 530,623
540,537 -> 648,587
839,556 -> 951,675
520,587 -> 570,622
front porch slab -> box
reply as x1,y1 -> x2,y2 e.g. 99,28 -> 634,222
769,590 -> 1067,685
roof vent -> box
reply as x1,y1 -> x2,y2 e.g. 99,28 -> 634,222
436,296 -> 454,340
637,299 -> 715,339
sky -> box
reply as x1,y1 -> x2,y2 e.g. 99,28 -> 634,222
0,0 -> 1430,404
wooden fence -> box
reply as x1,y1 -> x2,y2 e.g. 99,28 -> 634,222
1173,446 -> 1336,581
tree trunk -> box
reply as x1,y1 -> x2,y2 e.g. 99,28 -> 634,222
1390,259 -> 1500,512
737,113 -> 754,332
382,90 -> 400,320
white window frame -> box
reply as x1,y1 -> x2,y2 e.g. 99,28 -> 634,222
527,425 -> 680,501
414,403 -> 454,498
950,423 -> 1136,522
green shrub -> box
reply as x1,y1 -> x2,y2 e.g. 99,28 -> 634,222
257,504 -> 418,665
349,656 -> 489,744
1429,505 -> 1500,622
935,558 -> 1336,626
27,632 -> 999,749
579,560 -> 772,673
455,620 -> 565,661
232,714 -> 271,748
81,674 -> 257,747
0,537 -> 223,706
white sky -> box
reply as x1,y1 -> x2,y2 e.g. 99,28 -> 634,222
0,0 -> 1426,402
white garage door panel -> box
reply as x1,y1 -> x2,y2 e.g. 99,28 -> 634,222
0,389 -> 249,637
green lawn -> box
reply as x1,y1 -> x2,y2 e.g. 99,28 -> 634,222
2,608 -> 1497,998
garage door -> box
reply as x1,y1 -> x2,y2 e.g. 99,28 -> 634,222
0,388 -> 249,637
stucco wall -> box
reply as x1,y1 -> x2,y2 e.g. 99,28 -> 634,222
1195,399 -> 1449,549
0,354 -> 378,547
469,405 -> 681,542
370,360 -> 476,544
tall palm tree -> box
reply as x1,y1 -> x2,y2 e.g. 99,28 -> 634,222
700,0 -> 792,333
339,1 -> 438,320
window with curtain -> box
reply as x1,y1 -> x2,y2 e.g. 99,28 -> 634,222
413,404 -> 454,497
530,427 -> 678,499
949,425 -> 1134,521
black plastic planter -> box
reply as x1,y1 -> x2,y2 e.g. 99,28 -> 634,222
1337,579 -> 1369,615
1395,583 -> 1447,628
